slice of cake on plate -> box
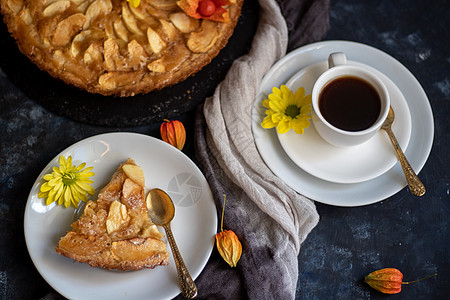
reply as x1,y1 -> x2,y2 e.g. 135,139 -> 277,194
56,158 -> 169,271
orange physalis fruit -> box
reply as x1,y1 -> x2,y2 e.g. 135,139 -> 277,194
215,194 -> 242,267
176,0 -> 234,22
216,230 -> 242,267
364,268 -> 437,294
160,119 -> 186,150
365,268 -> 403,294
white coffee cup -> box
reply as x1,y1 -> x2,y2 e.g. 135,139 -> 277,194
311,52 -> 390,147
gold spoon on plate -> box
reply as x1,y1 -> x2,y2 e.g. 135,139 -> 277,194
381,107 -> 426,196
147,188 -> 198,298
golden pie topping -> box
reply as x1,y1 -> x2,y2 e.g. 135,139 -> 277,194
0,0 -> 243,96
55,159 -> 170,271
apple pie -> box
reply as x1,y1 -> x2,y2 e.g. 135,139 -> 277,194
55,158 -> 170,271
0,0 -> 243,96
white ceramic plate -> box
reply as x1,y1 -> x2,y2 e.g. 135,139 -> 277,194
277,61 -> 412,184
24,132 -> 217,300
251,40 -> 434,206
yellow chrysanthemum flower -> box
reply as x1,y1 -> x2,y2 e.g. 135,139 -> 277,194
261,85 -> 312,134
127,0 -> 140,8
38,156 -> 95,208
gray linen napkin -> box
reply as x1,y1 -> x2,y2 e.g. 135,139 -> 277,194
183,0 -> 330,299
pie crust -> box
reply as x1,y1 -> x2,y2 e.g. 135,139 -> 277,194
0,0 -> 243,96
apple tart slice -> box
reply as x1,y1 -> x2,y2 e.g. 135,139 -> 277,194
55,158 -> 169,271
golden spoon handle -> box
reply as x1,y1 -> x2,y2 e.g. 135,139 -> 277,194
384,127 -> 426,196
164,224 -> 198,298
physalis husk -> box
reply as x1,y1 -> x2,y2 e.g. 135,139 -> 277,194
215,194 -> 242,267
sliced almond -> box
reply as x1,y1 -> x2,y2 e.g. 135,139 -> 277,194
83,0 -> 112,30
83,42 -> 103,65
106,200 -> 130,234
128,2 -> 147,20
43,0 -> 71,18
127,39 -> 147,70
146,27 -> 166,54
121,2 -> 143,35
113,18 -> 129,42
122,164 -> 145,187
52,13 -> 86,46
71,29 -> 90,57
187,20 -> 219,53
169,12 -> 199,33
159,19 -> 178,40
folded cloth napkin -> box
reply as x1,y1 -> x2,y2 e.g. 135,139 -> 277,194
179,0 -> 330,299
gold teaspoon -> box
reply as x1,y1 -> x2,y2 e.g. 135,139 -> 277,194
381,106 -> 426,196
147,188 -> 198,298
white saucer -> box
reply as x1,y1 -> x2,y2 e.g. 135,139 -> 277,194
276,61 -> 412,184
251,41 -> 434,207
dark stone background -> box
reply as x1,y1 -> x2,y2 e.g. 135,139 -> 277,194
0,0 -> 448,299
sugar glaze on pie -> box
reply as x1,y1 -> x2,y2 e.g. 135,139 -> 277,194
0,0 -> 243,96
55,158 -> 170,271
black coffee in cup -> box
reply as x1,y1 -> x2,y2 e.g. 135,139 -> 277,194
319,76 -> 381,132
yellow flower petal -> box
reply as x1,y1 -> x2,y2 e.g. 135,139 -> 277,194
75,181 -> 93,192
42,174 -> 54,181
268,93 -> 283,107
46,195 -> 54,206
271,112 -> 284,123
38,191 -> 48,198
47,177 -> 61,187
272,86 -> 282,96
40,182 -> 52,192
301,104 -> 312,115
280,85 -> 290,96
281,114 -> 291,122
63,187 -> 72,208
55,184 -> 64,203
261,116 -> 276,129
59,157 -> 67,172
292,119 -> 310,134
294,86 -> 306,99
286,91 -> 295,106
52,167 -> 62,175
75,162 -> 87,172
75,181 -> 95,195
277,120 -> 291,134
